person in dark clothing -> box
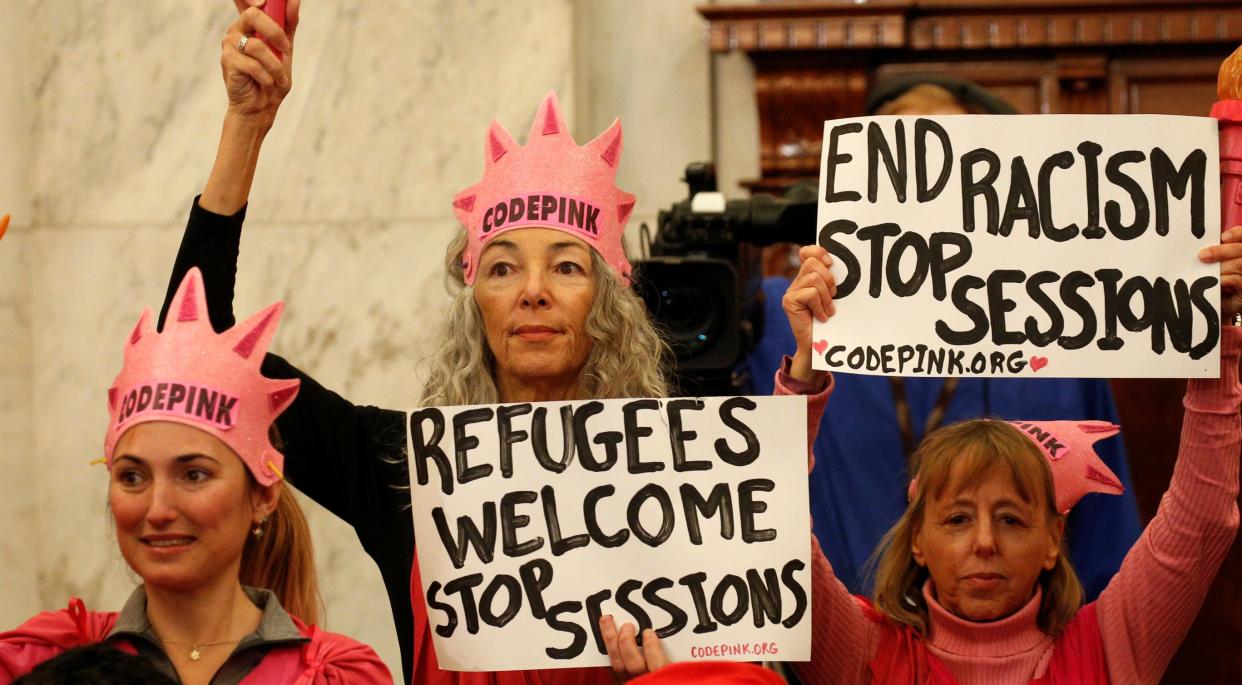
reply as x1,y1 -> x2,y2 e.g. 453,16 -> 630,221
163,3 -> 754,683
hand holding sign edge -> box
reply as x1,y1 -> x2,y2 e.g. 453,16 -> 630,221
1198,225 -> 1242,317
783,245 -> 836,386
600,614 -> 669,682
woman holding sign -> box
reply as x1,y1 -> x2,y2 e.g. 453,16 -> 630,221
0,270 -> 391,683
153,2 -> 815,683
782,228 -> 1242,681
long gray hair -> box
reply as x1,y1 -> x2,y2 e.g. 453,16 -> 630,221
418,229 -> 671,405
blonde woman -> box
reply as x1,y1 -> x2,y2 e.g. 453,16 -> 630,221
0,270 -> 390,684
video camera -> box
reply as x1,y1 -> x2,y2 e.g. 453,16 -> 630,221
633,163 -> 816,396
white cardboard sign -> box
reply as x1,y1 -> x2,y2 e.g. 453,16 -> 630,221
812,115 -> 1221,378
406,396 -> 811,671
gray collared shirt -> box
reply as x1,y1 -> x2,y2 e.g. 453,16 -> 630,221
104,585 -> 310,685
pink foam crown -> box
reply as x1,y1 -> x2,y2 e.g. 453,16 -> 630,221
103,269 -> 299,486
452,91 -> 636,285
909,419 -> 1125,514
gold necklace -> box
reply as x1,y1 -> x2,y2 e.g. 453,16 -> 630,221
155,635 -> 244,661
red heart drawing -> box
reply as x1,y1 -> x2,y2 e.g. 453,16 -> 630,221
812,339 -> 829,354
1030,356 -> 1049,372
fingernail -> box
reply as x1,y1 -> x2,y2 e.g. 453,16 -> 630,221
1199,248 -> 1212,261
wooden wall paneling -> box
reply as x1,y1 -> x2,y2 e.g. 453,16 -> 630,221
1110,55 -> 1225,114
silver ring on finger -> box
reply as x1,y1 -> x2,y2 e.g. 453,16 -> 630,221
237,34 -> 250,54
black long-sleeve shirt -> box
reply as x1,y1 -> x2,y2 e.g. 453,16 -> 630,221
158,199 -> 418,684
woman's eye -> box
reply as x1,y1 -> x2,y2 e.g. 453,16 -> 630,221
946,514 -> 970,526
117,470 -> 144,486
185,468 -> 211,484
490,262 -> 512,277
555,261 -> 582,275
1000,514 -> 1025,527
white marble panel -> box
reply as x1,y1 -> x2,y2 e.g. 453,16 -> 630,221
30,0 -> 576,227
0,227 -> 38,630
0,0 -> 33,219
2,0 -> 40,631
24,223 -> 186,617
713,51 -> 762,198
574,0 -> 712,220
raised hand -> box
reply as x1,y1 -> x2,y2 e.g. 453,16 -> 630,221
221,0 -> 299,128
201,0 -> 301,214
1199,225 -> 1242,318
782,244 -> 836,385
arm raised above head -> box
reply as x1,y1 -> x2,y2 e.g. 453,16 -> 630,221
201,0 -> 300,215
1095,327 -> 1242,681
774,353 -> 880,683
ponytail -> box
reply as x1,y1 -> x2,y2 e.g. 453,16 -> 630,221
240,485 -> 323,624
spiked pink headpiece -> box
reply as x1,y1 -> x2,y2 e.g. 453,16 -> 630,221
103,269 -> 299,486
452,91 -> 636,285
909,419 -> 1125,515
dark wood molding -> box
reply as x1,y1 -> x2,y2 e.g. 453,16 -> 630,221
700,1 -> 1242,52
701,1 -> 1242,187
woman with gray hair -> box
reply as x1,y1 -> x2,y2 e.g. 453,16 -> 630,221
159,2 -> 830,684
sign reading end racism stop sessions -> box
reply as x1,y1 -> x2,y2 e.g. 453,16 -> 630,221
406,396 -> 811,671
812,115 -> 1221,378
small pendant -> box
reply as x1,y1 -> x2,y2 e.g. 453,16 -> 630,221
190,648 -> 201,661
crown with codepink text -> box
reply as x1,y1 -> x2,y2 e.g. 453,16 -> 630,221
452,91 -> 636,285
103,269 -> 299,486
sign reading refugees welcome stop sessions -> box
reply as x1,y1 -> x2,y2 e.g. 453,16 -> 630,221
812,115 -> 1221,378
406,396 -> 811,671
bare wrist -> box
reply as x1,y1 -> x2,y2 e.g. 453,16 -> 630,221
221,111 -> 272,141
790,348 -> 829,388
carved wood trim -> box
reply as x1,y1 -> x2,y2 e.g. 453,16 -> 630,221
700,1 -> 1242,53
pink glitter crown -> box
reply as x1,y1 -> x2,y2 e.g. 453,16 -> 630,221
102,269 -> 300,486
909,419 -> 1125,515
452,91 -> 636,285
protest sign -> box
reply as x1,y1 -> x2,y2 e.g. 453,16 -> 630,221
406,396 -> 811,671
812,115 -> 1221,377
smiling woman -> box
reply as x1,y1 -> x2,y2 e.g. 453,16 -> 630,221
0,270 -> 392,684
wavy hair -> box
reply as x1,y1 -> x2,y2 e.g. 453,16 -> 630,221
419,229 -> 670,405
869,419 -> 1083,637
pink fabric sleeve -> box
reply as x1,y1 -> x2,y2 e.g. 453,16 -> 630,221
1096,327 -> 1242,683
773,358 -> 883,685
0,601 -> 117,682
299,627 -> 394,684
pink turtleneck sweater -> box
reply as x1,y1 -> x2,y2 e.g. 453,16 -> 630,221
788,327 -> 1242,684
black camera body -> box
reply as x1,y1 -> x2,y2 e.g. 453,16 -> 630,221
633,163 -> 815,395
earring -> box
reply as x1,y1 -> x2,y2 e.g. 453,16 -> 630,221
252,514 -> 270,540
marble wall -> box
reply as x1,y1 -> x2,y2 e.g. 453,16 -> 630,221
1,0 -> 732,677
0,0 -> 36,628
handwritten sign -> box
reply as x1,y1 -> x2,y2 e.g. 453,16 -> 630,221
813,115 -> 1221,378
406,396 -> 810,671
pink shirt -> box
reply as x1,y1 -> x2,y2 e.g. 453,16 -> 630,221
785,328 -> 1242,684
0,590 -> 392,684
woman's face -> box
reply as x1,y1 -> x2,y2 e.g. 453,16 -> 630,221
912,467 -> 1062,622
473,227 -> 596,389
110,421 -> 277,592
